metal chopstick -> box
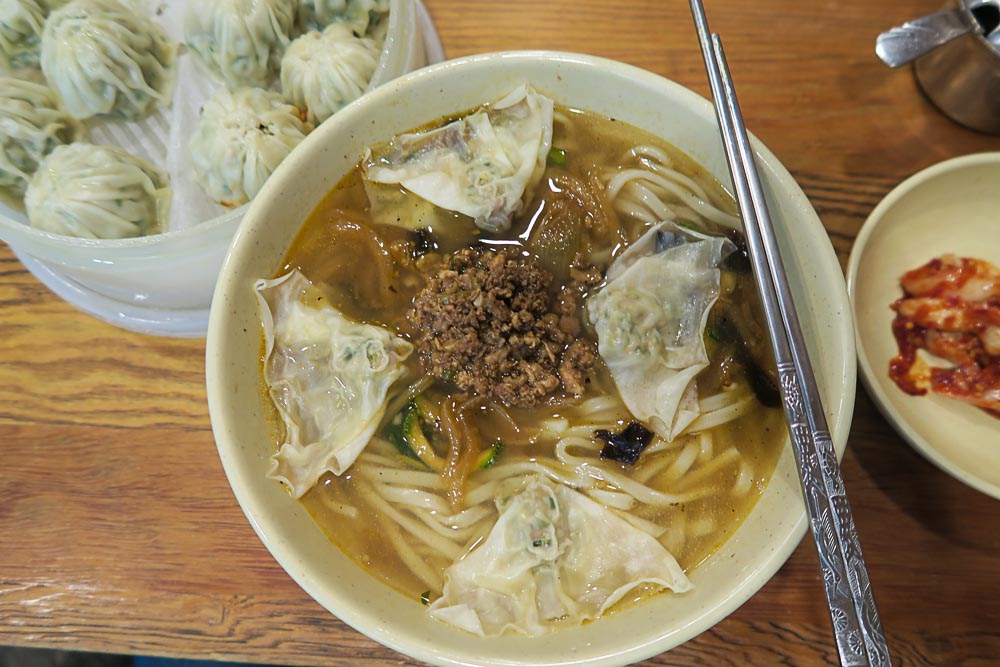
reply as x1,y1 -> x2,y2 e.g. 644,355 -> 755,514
687,2 -> 892,665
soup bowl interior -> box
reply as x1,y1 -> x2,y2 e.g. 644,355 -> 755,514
206,51 -> 855,667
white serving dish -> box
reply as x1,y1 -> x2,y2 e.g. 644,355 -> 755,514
847,152 -> 1000,500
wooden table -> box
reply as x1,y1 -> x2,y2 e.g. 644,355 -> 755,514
2,1 -> 999,665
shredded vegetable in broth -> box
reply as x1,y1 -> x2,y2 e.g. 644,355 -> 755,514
259,88 -> 785,637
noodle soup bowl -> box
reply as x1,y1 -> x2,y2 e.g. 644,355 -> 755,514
207,51 -> 856,666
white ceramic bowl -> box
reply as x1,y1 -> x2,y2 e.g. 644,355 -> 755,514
0,0 -> 440,337
847,152 -> 1000,500
206,52 -> 856,666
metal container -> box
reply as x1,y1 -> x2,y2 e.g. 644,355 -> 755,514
877,0 -> 1000,134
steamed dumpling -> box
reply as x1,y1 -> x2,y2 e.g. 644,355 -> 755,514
256,269 -> 414,498
26,142 -> 171,238
429,475 -> 692,637
588,222 -> 732,440
0,0 -> 69,73
40,0 -> 177,120
185,0 -> 298,90
190,86 -> 311,208
0,0 -> 46,71
363,85 -> 554,234
299,0 -> 388,35
0,77 -> 81,195
280,23 -> 380,125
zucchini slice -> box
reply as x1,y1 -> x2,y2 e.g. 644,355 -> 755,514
385,400 -> 444,471
475,439 -> 504,469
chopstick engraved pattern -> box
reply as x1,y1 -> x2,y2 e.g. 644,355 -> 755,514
687,2 -> 893,665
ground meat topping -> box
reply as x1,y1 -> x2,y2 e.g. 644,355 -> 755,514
556,253 -> 606,337
407,247 -> 600,407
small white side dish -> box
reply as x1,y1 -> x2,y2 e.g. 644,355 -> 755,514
206,52 -> 856,666
848,152 -> 1000,500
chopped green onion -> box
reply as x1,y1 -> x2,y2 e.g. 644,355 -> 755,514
420,590 -> 431,605
547,147 -> 567,166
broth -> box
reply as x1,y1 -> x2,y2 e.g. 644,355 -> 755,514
266,103 -> 785,624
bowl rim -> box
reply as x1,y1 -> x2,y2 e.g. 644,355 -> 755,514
0,198 -> 245,250
846,150 -> 1000,500
207,49 -> 856,666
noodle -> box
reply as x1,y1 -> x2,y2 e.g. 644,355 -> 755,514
633,447 -> 683,484
673,447 -> 742,491
377,508 -> 442,590
661,509 -> 687,555
698,385 -> 748,412
611,507 -> 667,537
686,394 -> 757,432
358,464 -> 446,490
732,459 -> 754,497
586,488 -> 637,511
575,462 -> 709,506
697,431 -> 714,463
605,168 -> 739,228
577,394 -> 624,415
689,516 -> 717,539
461,479 -> 501,507
413,508 -> 491,543
633,146 -> 711,201
629,145 -> 673,168
376,485 -> 452,513
476,458 -> 591,489
315,493 -> 359,520
663,441 -> 700,482
364,482 -> 465,560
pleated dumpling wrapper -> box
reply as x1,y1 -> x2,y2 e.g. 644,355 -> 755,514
362,84 -> 554,234
26,142 -> 170,238
299,0 -> 389,35
0,0 -> 47,71
0,77 -> 81,196
429,475 -> 692,636
190,87 -> 311,208
41,0 -> 177,120
255,270 -> 413,498
588,222 -> 733,440
280,23 -> 381,126
184,0 -> 297,90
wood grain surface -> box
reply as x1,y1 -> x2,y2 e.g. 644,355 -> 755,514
2,0 -> 1000,665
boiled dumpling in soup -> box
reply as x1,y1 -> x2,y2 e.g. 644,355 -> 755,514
588,222 -> 733,440
363,84 -> 554,234
255,269 -> 414,498
429,475 -> 692,637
